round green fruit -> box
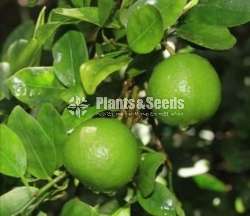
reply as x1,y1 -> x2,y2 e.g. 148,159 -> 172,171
63,118 -> 140,193
148,53 -> 221,126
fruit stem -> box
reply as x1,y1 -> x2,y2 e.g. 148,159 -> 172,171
16,172 -> 67,215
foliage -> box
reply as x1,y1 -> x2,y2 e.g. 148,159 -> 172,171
0,0 -> 250,215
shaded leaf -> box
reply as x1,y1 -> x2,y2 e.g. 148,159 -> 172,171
53,31 -> 88,87
193,173 -> 229,192
0,124 -> 27,178
8,106 -> 57,179
0,187 -> 39,216
7,67 -> 65,107
2,20 -> 34,55
137,152 -> 166,197
36,103 -> 67,167
127,5 -> 163,54
71,0 -> 91,7
80,56 -> 130,95
60,198 -> 98,216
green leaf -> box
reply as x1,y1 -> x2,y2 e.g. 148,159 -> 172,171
0,124 -> 27,178
2,20 -> 34,55
8,106 -> 57,179
80,56 -> 130,95
36,103 -> 67,167
7,67 -> 65,107
3,39 -> 29,65
112,207 -> 130,216
127,5 -> 163,54
177,17 -> 236,50
71,0 -> 91,7
193,173 -> 228,192
8,38 -> 41,73
33,7 -> 46,38
189,0 -> 250,27
0,62 -> 11,100
138,182 -> 178,216
0,187 -> 39,216
98,0 -> 115,26
52,7 -> 102,26
62,106 -> 105,132
53,31 -> 88,87
133,0 -> 187,29
51,7 -> 120,29
60,198 -> 98,216
61,85 -> 85,103
137,152 -> 166,197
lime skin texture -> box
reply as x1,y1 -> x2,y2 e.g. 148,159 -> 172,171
148,53 -> 221,127
63,118 -> 140,193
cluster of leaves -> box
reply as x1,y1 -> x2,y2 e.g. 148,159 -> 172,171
0,0 -> 250,215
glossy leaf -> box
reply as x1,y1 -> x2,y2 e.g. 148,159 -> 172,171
137,152 -> 166,197
53,31 -> 88,87
0,124 -> 27,178
177,17 -> 236,50
8,106 -> 57,179
98,0 -> 115,26
80,56 -> 130,95
189,0 -> 250,27
138,182 -> 177,216
33,7 -> 46,38
36,103 -> 67,167
134,0 -> 187,29
60,198 -> 98,216
2,20 -> 34,55
193,173 -> 228,192
0,187 -> 39,216
7,67 -> 65,107
0,62 -> 11,100
112,207 -> 130,216
127,5 -> 163,54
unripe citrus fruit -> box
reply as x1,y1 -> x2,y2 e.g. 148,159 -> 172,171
148,53 -> 221,127
63,118 -> 140,193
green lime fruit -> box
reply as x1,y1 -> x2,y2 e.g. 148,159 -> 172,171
63,118 -> 140,193
148,53 -> 221,127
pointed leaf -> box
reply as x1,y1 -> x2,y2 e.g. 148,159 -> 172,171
98,0 -> 115,26
8,106 -> 57,179
0,124 -> 27,178
177,17 -> 236,50
53,31 -> 88,87
189,0 -> 250,27
36,103 -> 67,167
127,4 -> 163,54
